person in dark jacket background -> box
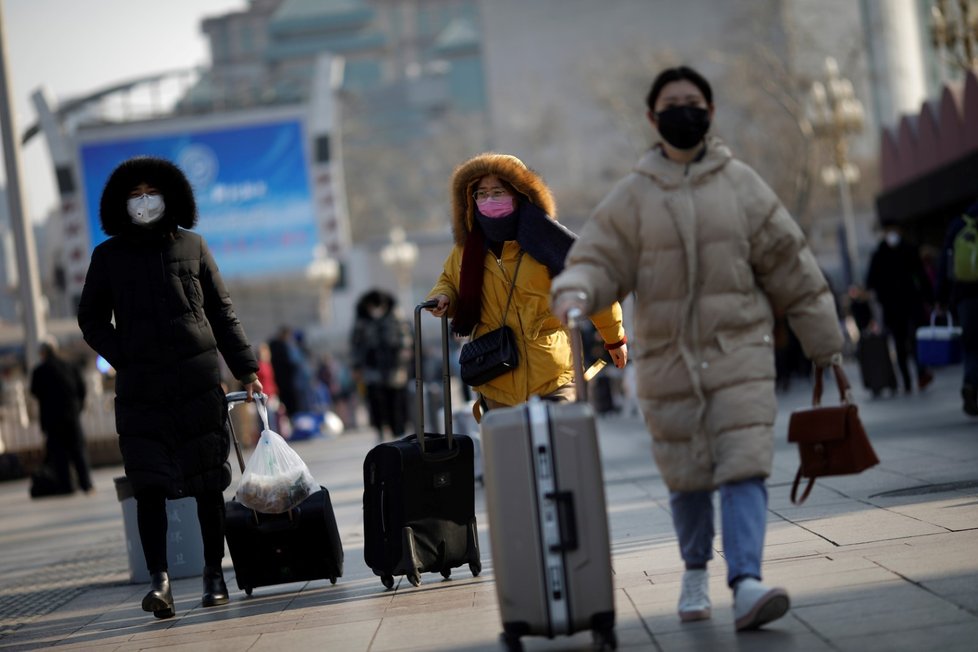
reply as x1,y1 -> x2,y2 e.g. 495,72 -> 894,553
29,336 -> 93,494
350,289 -> 412,441
77,156 -> 262,619
936,200 -> 978,415
865,220 -> 934,394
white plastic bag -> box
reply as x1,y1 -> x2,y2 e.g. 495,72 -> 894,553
235,399 -> 318,513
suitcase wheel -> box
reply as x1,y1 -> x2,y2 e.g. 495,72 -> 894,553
407,571 -> 421,587
440,568 -> 451,579
245,587 -> 253,597
381,574 -> 395,590
592,628 -> 617,650
500,632 -> 523,652
469,561 -> 481,577
330,577 -> 337,585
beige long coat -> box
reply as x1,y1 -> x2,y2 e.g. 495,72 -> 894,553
552,139 -> 843,491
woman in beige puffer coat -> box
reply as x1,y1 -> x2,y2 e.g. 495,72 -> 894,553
552,66 -> 843,633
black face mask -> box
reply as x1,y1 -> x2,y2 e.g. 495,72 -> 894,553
655,106 -> 711,150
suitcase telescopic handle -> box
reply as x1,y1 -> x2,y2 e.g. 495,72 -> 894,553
226,391 -> 266,406
224,392 -> 266,473
566,308 -> 588,404
415,300 -> 454,454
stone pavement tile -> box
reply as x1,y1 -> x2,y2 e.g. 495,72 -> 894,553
367,610 -> 502,651
650,622 -> 833,652
862,530 -> 978,577
123,622 -> 290,649
832,621 -> 978,652
877,494 -> 978,531
909,462 -> 978,486
919,575 -> 978,612
792,582 -> 975,643
768,491 -> 865,520
763,553 -> 879,578
782,573 -> 904,607
791,507 -> 945,545
116,632 -> 261,651
245,619 -> 378,652
612,569 -> 655,590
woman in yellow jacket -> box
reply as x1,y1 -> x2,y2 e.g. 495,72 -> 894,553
426,153 -> 627,414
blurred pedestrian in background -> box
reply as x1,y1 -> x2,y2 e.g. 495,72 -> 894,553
77,156 -> 262,619
351,289 -> 412,441
425,153 -> 627,418
865,220 -> 934,394
552,65 -> 843,632
29,336 -> 93,495
267,326 -> 310,418
936,200 -> 978,416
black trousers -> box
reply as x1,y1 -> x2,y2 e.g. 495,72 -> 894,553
45,419 -> 93,492
135,488 -> 225,575
366,384 -> 407,439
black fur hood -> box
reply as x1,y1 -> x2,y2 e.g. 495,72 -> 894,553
99,157 -> 197,236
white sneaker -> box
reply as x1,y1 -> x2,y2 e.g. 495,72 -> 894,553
678,569 -> 711,622
733,578 -> 790,631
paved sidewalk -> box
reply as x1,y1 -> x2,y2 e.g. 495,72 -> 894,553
0,361 -> 976,651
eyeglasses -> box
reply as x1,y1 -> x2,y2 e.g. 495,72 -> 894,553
473,189 -> 510,201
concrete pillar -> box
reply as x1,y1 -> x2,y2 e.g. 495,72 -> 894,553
861,0 -> 928,129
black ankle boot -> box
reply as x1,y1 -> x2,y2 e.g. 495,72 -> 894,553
201,564 -> 229,607
141,571 -> 174,619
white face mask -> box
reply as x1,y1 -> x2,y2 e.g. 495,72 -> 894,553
127,193 -> 165,226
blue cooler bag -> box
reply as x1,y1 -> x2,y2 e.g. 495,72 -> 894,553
916,312 -> 962,366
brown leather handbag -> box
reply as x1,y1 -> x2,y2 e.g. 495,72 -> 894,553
787,364 -> 879,504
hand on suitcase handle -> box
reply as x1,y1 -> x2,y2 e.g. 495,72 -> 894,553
226,391 -> 267,408
423,296 -> 449,317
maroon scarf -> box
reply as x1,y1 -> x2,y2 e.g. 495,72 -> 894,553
451,203 -> 575,336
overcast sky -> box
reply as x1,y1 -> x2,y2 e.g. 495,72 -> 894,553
1,0 -> 246,220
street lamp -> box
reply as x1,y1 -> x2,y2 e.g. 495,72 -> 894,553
807,56 -> 865,288
930,0 -> 978,80
380,226 -> 418,310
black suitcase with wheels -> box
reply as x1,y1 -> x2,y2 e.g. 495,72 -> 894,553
224,486 -> 343,595
223,392 -> 343,595
362,301 -> 481,589
857,331 -> 898,396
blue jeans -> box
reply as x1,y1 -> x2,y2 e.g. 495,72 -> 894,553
956,297 -> 978,387
669,477 -> 768,588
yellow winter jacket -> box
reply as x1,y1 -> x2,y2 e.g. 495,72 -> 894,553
430,240 -> 623,406
428,152 -> 625,406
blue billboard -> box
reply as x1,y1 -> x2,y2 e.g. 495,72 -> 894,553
78,116 -> 317,279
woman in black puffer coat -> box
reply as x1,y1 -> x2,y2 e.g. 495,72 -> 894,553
78,157 -> 262,619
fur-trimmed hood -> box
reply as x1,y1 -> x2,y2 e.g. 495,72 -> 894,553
450,153 -> 557,246
99,157 -> 197,236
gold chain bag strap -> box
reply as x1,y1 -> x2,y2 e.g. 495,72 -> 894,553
787,364 -> 879,504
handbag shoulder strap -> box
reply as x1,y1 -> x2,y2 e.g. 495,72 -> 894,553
812,363 -> 852,406
498,250 -> 525,329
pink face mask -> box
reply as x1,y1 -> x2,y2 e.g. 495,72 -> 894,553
476,196 -> 515,218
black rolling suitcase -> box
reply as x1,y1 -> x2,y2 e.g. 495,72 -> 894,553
223,392 -> 343,595
362,301 -> 482,589
857,331 -> 898,397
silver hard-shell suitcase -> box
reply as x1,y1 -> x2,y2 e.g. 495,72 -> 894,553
481,310 -> 616,651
